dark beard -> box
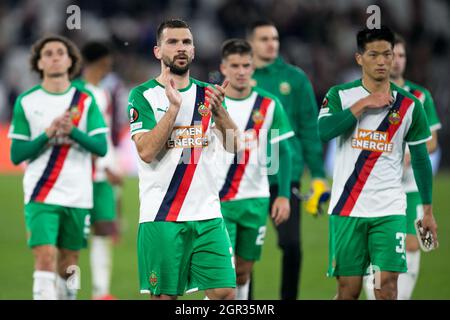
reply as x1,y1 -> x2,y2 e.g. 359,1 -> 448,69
47,72 -> 66,78
162,56 -> 190,76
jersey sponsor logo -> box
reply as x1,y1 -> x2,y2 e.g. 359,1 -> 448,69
388,110 -> 401,125
167,125 -> 208,149
351,129 -> 393,153
129,108 -> 139,123
279,81 -> 291,95
197,102 -> 210,117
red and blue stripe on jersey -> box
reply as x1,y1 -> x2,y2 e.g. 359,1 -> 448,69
30,89 -> 89,203
331,93 -> 414,216
155,85 -> 212,221
219,95 -> 271,201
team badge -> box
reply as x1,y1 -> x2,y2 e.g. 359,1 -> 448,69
129,108 -> 139,123
198,102 -> 210,117
388,110 -> 401,125
149,271 -> 158,287
252,110 -> 264,125
70,106 -> 80,122
279,82 -> 291,95
321,97 -> 328,108
250,79 -> 257,87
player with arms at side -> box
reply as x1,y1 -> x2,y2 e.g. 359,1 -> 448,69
128,19 -> 240,300
8,36 -> 108,300
217,39 -> 294,299
318,26 -> 438,300
247,20 -> 329,300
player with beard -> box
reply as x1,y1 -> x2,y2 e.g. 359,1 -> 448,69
128,19 -> 240,300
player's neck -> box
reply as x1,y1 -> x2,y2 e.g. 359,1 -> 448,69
253,55 -> 275,69
41,76 -> 71,94
390,76 -> 405,88
225,84 -> 252,100
156,71 -> 190,90
83,68 -> 103,86
362,76 -> 391,94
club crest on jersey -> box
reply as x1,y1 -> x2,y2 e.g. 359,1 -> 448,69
197,102 -> 210,117
129,108 -> 139,123
279,82 -> 291,95
70,106 -> 81,122
149,271 -> 158,287
252,110 -> 264,125
388,110 -> 401,125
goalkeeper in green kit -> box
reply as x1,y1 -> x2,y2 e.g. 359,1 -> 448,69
246,20 -> 329,300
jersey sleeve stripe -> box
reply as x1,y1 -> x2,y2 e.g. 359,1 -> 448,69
270,131 -> 295,144
155,85 -> 210,221
8,133 -> 31,141
318,113 -> 332,119
130,129 -> 150,137
331,93 -> 414,216
219,95 -> 271,201
88,127 -> 109,136
406,136 -> 432,146
430,123 -> 442,132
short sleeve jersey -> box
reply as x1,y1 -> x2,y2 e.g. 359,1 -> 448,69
8,84 -> 108,208
318,79 -> 431,218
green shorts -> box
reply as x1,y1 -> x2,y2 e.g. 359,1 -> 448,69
328,214 -> 407,277
406,192 -> 423,235
137,218 -> 236,296
221,198 -> 269,261
91,181 -> 117,223
24,202 -> 90,250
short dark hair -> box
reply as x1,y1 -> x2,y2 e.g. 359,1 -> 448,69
394,33 -> 406,47
246,19 -> 276,39
81,41 -> 111,64
30,35 -> 82,79
356,26 -> 395,53
221,39 -> 252,59
156,19 -> 191,45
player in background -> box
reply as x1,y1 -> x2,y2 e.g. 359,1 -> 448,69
74,41 -> 123,300
247,20 -> 329,300
8,35 -> 108,300
363,33 -> 442,300
319,26 -> 438,300
217,39 -> 294,300
128,19 -> 240,300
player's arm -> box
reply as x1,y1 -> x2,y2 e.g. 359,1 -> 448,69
58,98 -> 108,157
318,89 -> 393,142
406,101 -> 438,246
132,79 -> 180,163
9,97 -> 61,164
207,81 -> 241,153
423,89 -> 441,154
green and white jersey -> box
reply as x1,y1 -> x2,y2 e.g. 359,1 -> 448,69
128,78 -> 224,223
8,84 -> 108,208
217,87 -> 294,201
401,80 -> 442,193
319,79 -> 431,218
74,79 -> 118,183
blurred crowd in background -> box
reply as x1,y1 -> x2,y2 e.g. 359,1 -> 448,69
0,0 -> 448,167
